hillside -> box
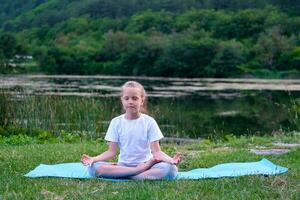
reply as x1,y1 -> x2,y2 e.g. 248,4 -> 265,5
0,0 -> 47,28
2,0 -> 300,31
0,0 -> 300,77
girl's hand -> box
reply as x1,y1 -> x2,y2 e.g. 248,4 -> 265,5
169,152 -> 182,165
81,154 -> 94,166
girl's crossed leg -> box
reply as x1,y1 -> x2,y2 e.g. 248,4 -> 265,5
91,158 -> 159,178
131,162 -> 177,180
90,159 -> 177,180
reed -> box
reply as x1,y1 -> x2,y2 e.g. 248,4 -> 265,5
0,89 -> 299,139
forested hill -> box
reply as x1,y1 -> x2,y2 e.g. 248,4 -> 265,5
0,0 -> 300,77
1,0 -> 300,31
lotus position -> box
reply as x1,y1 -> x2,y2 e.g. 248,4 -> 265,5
81,81 -> 181,179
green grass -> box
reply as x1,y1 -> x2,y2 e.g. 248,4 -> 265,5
0,135 -> 299,200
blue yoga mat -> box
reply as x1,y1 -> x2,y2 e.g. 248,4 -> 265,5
24,158 -> 288,181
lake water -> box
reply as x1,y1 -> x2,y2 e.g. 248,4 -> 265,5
1,75 -> 299,138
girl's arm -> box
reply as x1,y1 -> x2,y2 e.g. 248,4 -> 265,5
150,141 -> 181,165
81,142 -> 118,166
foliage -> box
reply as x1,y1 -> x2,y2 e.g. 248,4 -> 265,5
0,125 -> 87,145
254,26 -> 296,70
209,40 -> 245,77
1,88 -> 299,139
127,10 -> 174,33
0,32 -> 31,73
156,36 -> 218,77
1,2 -> 300,77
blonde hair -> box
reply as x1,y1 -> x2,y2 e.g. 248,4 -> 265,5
121,81 -> 148,114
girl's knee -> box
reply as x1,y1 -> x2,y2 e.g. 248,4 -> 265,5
152,162 -> 178,179
95,164 -> 114,177
95,165 -> 107,175
167,164 -> 178,179
89,161 -> 110,177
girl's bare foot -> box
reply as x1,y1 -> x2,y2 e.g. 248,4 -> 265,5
173,152 -> 182,165
136,157 -> 161,171
170,152 -> 182,165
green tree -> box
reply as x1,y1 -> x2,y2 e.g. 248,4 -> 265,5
277,46 -> 300,71
175,9 -> 229,33
119,31 -> 167,76
273,0 -> 300,15
209,40 -> 245,77
156,36 -> 217,77
224,9 -> 265,39
37,46 -> 59,74
0,51 -> 6,72
97,31 -> 131,62
0,33 -> 17,59
254,27 -> 296,70
127,10 -> 174,33
0,33 -> 18,73
40,56 -> 58,74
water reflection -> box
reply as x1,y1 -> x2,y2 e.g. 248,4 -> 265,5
0,75 -> 299,138
1,75 -> 300,98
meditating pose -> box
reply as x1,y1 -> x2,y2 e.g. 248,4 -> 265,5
81,81 -> 181,180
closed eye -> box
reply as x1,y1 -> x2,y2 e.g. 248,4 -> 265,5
132,96 -> 139,101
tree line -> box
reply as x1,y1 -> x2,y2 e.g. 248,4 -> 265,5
2,0 -> 300,30
0,5 -> 300,77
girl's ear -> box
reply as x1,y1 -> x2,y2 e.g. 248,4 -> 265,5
141,96 -> 145,104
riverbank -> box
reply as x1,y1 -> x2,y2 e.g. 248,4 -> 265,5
1,70 -> 300,79
1,75 -> 299,138
0,134 -> 299,199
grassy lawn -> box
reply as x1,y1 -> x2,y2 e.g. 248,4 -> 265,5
0,134 -> 299,200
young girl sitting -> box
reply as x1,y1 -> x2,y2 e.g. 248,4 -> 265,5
81,81 -> 181,180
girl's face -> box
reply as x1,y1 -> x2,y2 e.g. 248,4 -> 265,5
121,87 -> 144,116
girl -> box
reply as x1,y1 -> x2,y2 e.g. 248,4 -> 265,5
81,81 -> 181,180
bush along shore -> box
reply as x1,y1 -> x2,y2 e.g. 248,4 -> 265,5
0,126 -> 103,145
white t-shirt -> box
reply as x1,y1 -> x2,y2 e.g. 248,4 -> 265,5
104,113 -> 164,165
